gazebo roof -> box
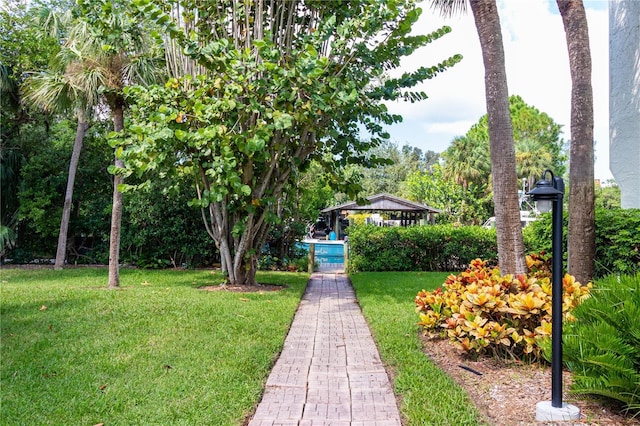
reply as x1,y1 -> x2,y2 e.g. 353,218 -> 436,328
321,193 -> 441,214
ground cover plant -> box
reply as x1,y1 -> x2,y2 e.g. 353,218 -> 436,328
350,271 -> 486,426
0,268 -> 308,425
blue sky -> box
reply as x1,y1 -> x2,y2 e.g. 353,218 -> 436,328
383,0 -> 612,181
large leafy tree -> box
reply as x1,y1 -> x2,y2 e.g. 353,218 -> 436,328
120,0 -> 461,285
359,141 -> 439,196
442,95 -> 565,213
464,95 -> 566,185
556,0 -> 595,283
402,163 -> 491,224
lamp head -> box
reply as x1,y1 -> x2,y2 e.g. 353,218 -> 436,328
527,169 -> 563,213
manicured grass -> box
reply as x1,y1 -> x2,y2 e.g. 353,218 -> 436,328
350,271 -> 487,426
0,268 -> 308,425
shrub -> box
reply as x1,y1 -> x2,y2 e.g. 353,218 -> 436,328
348,224 -> 497,272
121,178 -> 218,269
594,209 -> 640,277
524,208 -> 640,278
257,254 -> 280,271
415,256 -> 591,362
284,256 -> 310,272
557,274 -> 640,413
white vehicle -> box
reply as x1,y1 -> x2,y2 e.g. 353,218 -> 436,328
482,211 -> 538,229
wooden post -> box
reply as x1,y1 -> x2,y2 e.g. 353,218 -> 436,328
343,242 -> 349,273
308,243 -> 315,273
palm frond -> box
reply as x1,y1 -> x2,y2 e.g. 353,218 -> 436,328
563,274 -> 640,412
429,0 -> 468,18
22,71 -> 75,112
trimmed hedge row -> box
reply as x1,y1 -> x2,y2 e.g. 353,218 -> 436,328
349,208 -> 640,275
347,224 -> 497,272
524,208 -> 640,278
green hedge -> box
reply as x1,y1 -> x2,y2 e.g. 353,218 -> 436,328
347,224 -> 497,272
524,208 -> 640,278
594,209 -> 640,277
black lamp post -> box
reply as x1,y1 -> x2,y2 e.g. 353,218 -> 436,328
528,170 -> 578,420
528,169 -> 564,408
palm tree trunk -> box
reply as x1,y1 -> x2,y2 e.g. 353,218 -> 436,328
54,110 -> 88,270
556,0 -> 595,283
469,0 -> 526,275
108,104 -> 125,289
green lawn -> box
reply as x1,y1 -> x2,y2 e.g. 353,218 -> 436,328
2,268 -> 487,425
350,271 -> 487,426
0,268 -> 308,426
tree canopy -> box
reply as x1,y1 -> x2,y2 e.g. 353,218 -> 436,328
442,95 -> 566,196
117,0 -> 461,285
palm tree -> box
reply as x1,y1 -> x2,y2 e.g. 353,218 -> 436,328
431,0 -> 526,274
22,15 -> 101,270
70,5 -> 163,287
23,72 -> 91,269
556,0 -> 595,283
442,135 -> 489,190
515,138 -> 553,191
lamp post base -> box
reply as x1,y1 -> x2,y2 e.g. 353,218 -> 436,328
536,401 -> 581,421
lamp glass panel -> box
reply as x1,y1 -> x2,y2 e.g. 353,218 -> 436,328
536,199 -> 552,213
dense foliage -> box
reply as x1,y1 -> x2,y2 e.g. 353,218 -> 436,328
120,177 -> 218,269
558,273 -> 640,413
4,118 -> 218,267
117,0 -> 461,285
402,163 -> 492,225
447,95 -> 566,187
1,1 -> 62,256
347,224 -> 497,272
524,208 -> 640,278
416,256 -> 590,361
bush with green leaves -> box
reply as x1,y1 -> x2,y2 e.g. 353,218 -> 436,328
120,175 -> 218,269
555,273 -> 640,414
524,208 -> 640,278
347,224 -> 497,272
594,209 -> 640,277
259,240 -> 310,272
11,120 -> 113,263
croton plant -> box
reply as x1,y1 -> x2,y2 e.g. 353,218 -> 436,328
415,254 -> 591,361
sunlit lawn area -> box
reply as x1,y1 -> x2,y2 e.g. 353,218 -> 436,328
350,271 -> 486,426
2,267 -> 489,425
0,268 -> 308,425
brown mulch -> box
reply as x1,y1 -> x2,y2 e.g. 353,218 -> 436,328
421,335 -> 639,426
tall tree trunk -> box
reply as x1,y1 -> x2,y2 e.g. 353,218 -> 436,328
470,0 -> 526,275
557,0 -> 595,284
54,110 -> 88,270
108,103 -> 125,289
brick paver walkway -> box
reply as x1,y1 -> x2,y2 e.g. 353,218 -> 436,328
248,273 -> 402,426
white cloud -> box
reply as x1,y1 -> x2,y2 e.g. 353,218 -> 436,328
383,0 -> 612,181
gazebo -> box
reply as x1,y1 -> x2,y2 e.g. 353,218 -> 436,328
320,193 -> 441,239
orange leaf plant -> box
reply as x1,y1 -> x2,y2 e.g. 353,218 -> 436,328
416,255 -> 591,361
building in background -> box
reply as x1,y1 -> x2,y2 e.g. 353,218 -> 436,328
610,0 -> 640,208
